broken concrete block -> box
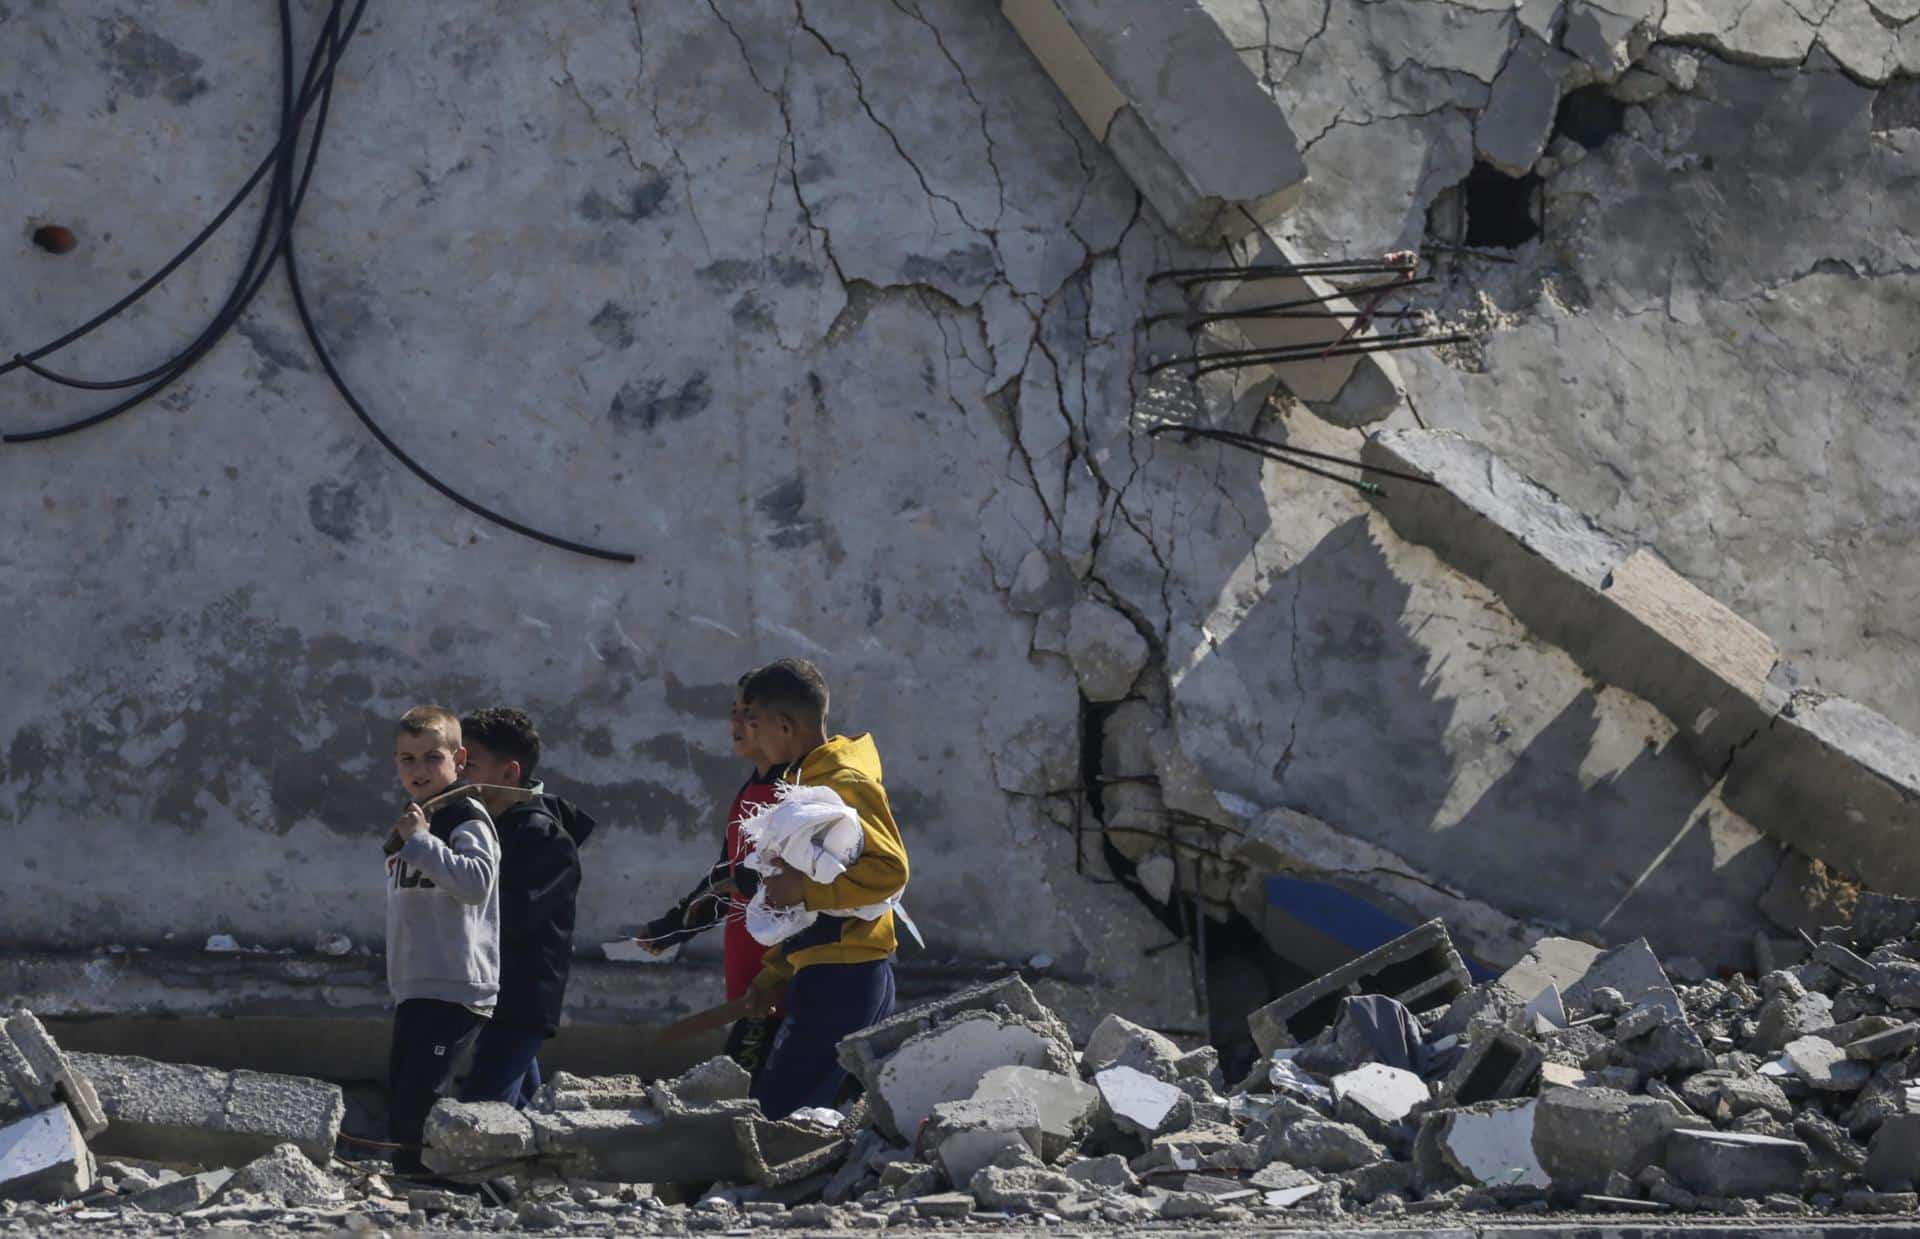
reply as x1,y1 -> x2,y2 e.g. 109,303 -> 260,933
1531,1088 -> 1705,1195
422,1100 -> 537,1176
1878,961 -> 1920,1010
1664,1129 -> 1810,1199
654,1057 -> 753,1108
1247,919 -> 1471,1054
1866,1114 -> 1920,1191
926,1097 -> 1041,1190
1437,1100 -> 1549,1189
968,1163 -> 1079,1213
1001,0 -> 1307,243
1784,1036 -> 1871,1092
1264,1118 -> 1385,1173
1080,1013 -> 1182,1080
1063,1152 -> 1135,1190
1678,1070 -> 1793,1122
210,1141 -> 342,1207
0,1107 -> 93,1203
1331,1064 -> 1427,1127
868,1010 -> 1075,1146
1752,975 -> 1836,1053
1851,893 -> 1920,948
1094,1065 -> 1183,1137
1847,1023 -> 1920,1061
836,974 -> 1063,1098
1441,1026 -> 1542,1105
71,1053 -> 341,1167
972,1065 -> 1100,1160
3,1015 -> 105,1138
127,1169 -> 232,1214
1495,937 -> 1604,1007
1725,694 -> 1920,899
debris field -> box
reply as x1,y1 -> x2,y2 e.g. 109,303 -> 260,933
11,898 -> 1920,1231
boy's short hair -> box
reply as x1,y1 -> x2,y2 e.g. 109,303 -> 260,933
461,707 -> 541,784
741,658 -> 830,727
398,705 -> 461,751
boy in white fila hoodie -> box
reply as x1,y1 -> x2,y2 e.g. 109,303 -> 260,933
384,705 -> 501,1175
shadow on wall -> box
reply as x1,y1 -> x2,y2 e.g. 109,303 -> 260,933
1182,514 -> 1777,962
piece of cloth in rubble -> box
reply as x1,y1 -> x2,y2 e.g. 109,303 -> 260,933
1295,995 -> 1434,1076
386,786 -> 501,1012
753,735 -> 912,984
640,769 -> 779,1001
493,783 -> 596,1037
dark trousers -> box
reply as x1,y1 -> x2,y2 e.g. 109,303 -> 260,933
388,998 -> 486,1174
461,1021 -> 547,1108
724,1013 -> 784,1084
750,958 -> 895,1121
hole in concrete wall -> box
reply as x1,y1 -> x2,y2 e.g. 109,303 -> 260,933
1554,85 -> 1625,149
1462,164 -> 1542,248
1872,79 -> 1920,133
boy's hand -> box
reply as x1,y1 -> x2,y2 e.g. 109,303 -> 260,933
745,981 -> 786,1018
762,864 -> 807,909
395,803 -> 428,842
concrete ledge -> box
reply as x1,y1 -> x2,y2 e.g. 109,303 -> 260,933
1365,427 -> 1920,899
1002,0 -> 1306,242
5,950 -> 1064,1082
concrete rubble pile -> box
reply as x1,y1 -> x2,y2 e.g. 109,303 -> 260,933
14,901 -> 1920,1229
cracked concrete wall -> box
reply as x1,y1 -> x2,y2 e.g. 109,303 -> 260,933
2,0 -> 1902,1037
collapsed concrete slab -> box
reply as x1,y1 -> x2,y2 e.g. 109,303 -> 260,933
865,1009 -> 1076,1145
836,974 -> 1063,1095
69,1052 -> 342,1166
972,1065 -> 1099,1160
0,1107 -> 93,1203
1247,918 -> 1471,1055
126,1169 -> 231,1214
1094,1065 -> 1185,1139
1330,1064 -> 1427,1127
3,1013 -> 106,1138
1664,1129 -> 1810,1199
1000,0 -> 1306,243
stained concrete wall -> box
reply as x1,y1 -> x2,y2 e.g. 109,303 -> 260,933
4,0 -> 1908,1034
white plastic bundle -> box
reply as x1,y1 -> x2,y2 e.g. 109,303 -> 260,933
738,782 -> 907,946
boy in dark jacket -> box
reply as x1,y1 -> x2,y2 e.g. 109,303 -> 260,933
457,708 -> 597,1107
638,671 -> 785,1078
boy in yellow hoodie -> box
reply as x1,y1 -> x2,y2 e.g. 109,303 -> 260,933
741,658 -> 909,1119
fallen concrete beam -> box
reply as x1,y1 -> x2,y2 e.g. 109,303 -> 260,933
1723,694 -> 1920,897
69,1052 -> 342,1166
1365,428 -> 1784,772
0,1107 -> 93,1203
1366,428 -> 1920,899
1247,918 -> 1471,1055
1664,1128 -> 1810,1199
1000,0 -> 1306,243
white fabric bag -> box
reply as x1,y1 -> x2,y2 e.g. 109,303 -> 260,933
737,781 -> 919,947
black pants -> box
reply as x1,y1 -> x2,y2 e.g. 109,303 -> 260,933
389,998 -> 486,1174
750,959 -> 894,1120
724,1013 -> 784,1084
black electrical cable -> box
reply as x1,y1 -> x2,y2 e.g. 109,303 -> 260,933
3,0 -> 637,565
0,0 -> 363,383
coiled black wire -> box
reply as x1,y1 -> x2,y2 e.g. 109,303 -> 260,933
2,0 -> 637,565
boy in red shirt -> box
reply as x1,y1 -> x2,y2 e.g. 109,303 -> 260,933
637,672 -> 784,1075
